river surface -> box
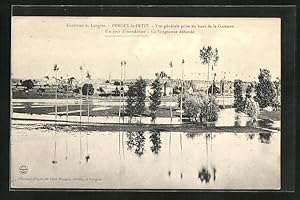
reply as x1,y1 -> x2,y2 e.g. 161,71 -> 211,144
10,121 -> 280,190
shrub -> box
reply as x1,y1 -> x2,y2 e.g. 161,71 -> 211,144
21,79 -> 34,90
125,84 -> 136,118
243,82 -> 259,121
233,79 -> 245,112
245,82 -> 254,98
271,98 -> 281,111
255,68 -> 276,108
149,78 -> 163,122
82,83 -> 94,95
206,96 -> 220,122
182,93 -> 220,124
244,97 -> 259,121
125,77 -> 146,121
113,81 -> 123,86
73,87 -> 80,94
272,78 -> 281,110
182,94 -> 202,122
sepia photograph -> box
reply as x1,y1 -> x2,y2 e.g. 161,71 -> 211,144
10,16 -> 281,190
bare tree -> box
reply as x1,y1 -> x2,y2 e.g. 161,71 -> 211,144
66,74 -> 69,122
79,66 -> 83,164
199,46 -> 219,95
52,64 -> 59,164
118,60 -> 126,124
180,59 -> 185,123
85,71 -> 91,162
122,60 -> 126,123
86,71 -> 91,122
53,64 -> 59,121
169,61 -> 173,122
79,66 -> 83,122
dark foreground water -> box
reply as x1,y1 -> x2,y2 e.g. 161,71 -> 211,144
11,122 -> 280,189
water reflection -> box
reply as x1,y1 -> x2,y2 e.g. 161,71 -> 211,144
79,124 -> 82,164
198,132 -> 217,183
180,133 -> 183,176
149,130 -> 161,155
246,133 -> 255,140
118,130 -> 121,158
52,120 -> 58,165
126,131 -> 145,157
168,170 -> 171,177
12,123 -> 280,188
186,132 -> 197,139
198,168 -> 211,183
199,166 -> 216,183
118,130 -> 126,176
122,131 -> 125,157
259,132 -> 272,144
118,130 -> 125,158
85,155 -> 90,163
85,121 -> 90,163
167,132 -> 184,179
52,140 -> 57,164
168,132 -> 172,178
65,139 -> 68,160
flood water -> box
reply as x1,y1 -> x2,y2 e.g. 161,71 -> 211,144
12,107 -> 257,126
10,122 -> 280,190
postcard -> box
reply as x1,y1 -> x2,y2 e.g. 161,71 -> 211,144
10,16 -> 281,189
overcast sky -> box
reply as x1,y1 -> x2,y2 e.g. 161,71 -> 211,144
12,17 -> 280,82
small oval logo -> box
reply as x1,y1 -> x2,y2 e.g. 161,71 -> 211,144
19,165 -> 28,175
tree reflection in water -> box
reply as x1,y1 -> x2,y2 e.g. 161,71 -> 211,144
186,133 -> 196,139
198,168 -> 211,183
52,115 -> 58,165
259,132 -> 272,144
186,132 -> 204,140
168,132 -> 172,178
246,133 -> 255,140
168,170 -> 171,177
85,155 -> 90,163
149,130 -> 161,155
212,167 -> 216,181
79,125 -> 82,164
198,132 -> 217,183
126,131 -> 145,157
180,133 -> 183,179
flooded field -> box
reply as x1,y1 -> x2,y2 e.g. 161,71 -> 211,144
10,15 -> 282,191
11,99 -> 258,126
11,121 -> 280,189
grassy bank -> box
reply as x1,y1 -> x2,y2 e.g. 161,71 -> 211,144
12,119 -> 273,133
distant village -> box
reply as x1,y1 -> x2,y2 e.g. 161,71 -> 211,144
11,77 -> 248,98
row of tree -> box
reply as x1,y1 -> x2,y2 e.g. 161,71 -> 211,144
124,44 -> 220,125
233,68 -> 281,120
124,74 -> 221,125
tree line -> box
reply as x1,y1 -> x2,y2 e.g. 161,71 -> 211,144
233,68 -> 281,121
